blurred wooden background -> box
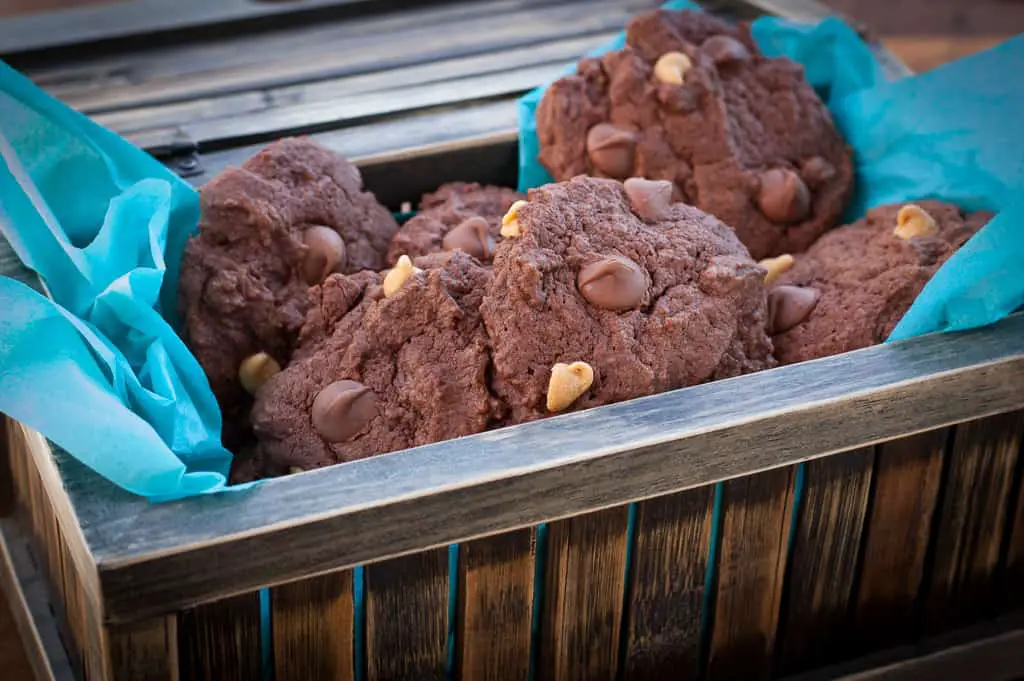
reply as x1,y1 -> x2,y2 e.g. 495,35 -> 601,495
0,0 -> 1020,679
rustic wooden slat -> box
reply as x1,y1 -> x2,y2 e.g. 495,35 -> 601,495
107,616 -> 179,681
853,429 -> 948,651
923,411 -> 1024,634
455,530 -> 535,681
60,538 -> 88,679
0,417 -> 11,516
365,548 -> 449,681
623,487 -> 714,681
777,448 -> 875,675
1004,452 -> 1024,610
272,570 -> 354,681
538,506 -> 630,681
708,466 -> 796,681
178,592 -> 262,681
48,314 -> 1024,624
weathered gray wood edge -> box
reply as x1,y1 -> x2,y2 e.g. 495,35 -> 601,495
52,313 -> 1024,623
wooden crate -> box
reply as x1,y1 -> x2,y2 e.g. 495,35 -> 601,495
2,1 -> 1023,680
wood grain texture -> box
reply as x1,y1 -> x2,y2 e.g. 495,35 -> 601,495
539,506 -> 630,681
1004,449 -> 1024,610
623,487 -> 714,681
107,616 -> 178,681
177,592 -> 261,681
853,429 -> 948,651
924,411 -> 1024,634
47,313 -> 1024,624
455,530 -> 534,681
365,548 -> 449,681
272,571 -> 354,681
708,466 -> 796,681
777,448 -> 874,675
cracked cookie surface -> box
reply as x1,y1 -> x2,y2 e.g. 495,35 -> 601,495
249,251 -> 504,474
177,137 -> 398,447
481,175 -> 775,423
770,200 -> 991,364
536,9 -> 853,260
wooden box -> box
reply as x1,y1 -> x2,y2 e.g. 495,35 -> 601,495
2,1 -> 1023,680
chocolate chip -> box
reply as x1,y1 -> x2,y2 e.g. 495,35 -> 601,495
701,35 -> 751,67
311,380 -> 378,443
768,285 -> 820,334
577,255 -> 647,311
586,123 -> 637,179
442,216 -> 495,261
624,177 -> 674,221
800,156 -> 836,189
756,169 -> 811,224
302,226 -> 347,285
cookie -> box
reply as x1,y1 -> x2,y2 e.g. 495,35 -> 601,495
480,175 -> 775,423
178,137 -> 398,446
386,182 -> 524,265
769,200 -> 991,364
250,251 -> 504,473
535,9 -> 853,260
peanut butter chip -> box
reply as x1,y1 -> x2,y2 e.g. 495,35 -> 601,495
654,51 -> 693,85
756,168 -> 811,224
759,254 -> 795,283
501,200 -> 527,238
586,124 -> 637,179
547,361 -> 595,413
382,255 -> 422,297
442,216 -> 495,261
311,380 -> 378,443
577,256 -> 646,311
623,177 -> 674,221
768,285 -> 820,334
239,352 -> 281,395
302,225 -> 347,285
701,35 -> 751,66
894,204 -> 938,240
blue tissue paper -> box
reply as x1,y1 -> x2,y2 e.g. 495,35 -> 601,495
517,7 -> 1024,343
0,62 -> 240,501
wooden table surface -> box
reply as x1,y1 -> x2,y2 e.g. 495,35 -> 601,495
0,0 -> 1017,675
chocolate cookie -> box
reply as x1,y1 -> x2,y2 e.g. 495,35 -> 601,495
386,182 -> 524,265
178,137 -> 398,446
250,251 -> 504,473
769,200 -> 991,364
535,9 -> 854,260
481,175 -> 775,423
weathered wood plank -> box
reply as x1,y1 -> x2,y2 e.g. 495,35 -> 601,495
853,429 -> 948,651
923,411 -> 1024,634
623,487 -> 714,681
64,314 -> 1024,624
539,506 -> 630,681
708,466 -> 796,681
777,448 -> 875,675
178,592 -> 262,681
1004,451 -> 1024,610
107,616 -> 179,681
365,548 -> 449,681
272,570 -> 354,681
455,530 -> 534,681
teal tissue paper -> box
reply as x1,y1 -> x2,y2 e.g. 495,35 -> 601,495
0,62 -> 240,501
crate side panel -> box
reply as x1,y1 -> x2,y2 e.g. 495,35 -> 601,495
538,506 -> 630,681
107,616 -> 178,681
365,547 -> 449,681
455,529 -> 535,681
707,466 -> 796,681
623,487 -> 714,681
853,428 -> 948,650
777,447 -> 874,675
272,570 -> 354,681
178,592 -> 262,681
924,411 -> 1024,633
